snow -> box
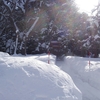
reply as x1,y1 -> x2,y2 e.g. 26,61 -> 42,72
56,56 -> 100,100
26,17 -> 39,37
0,52 -> 100,100
94,34 -> 100,40
0,52 -> 81,100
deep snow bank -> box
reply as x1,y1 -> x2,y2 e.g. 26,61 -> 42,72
0,52 -> 82,100
56,56 -> 100,100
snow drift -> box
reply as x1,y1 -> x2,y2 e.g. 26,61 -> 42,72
0,52 -> 82,100
56,56 -> 100,100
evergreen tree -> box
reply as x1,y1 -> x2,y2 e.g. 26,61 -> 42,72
1,0 -> 90,57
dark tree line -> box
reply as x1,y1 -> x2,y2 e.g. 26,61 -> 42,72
0,0 -> 100,57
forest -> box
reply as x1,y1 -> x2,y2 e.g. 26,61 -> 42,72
0,0 -> 100,57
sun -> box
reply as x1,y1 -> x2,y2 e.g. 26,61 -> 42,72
75,0 -> 98,15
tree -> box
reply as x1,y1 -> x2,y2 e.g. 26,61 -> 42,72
0,0 -> 86,56
0,0 -> 26,54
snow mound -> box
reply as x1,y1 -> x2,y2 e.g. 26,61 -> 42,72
0,52 -> 10,57
56,56 -> 100,100
30,53 -> 56,64
0,54 -> 82,100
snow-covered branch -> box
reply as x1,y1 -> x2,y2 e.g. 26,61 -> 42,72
26,17 -> 39,37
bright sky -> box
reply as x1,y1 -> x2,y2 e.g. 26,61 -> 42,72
75,0 -> 98,15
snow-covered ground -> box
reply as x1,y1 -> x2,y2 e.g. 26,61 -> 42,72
56,56 -> 100,100
0,52 -> 81,100
0,52 -> 100,100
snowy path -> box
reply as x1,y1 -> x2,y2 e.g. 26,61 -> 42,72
56,56 -> 100,100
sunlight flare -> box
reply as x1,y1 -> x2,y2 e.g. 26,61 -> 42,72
75,0 -> 98,14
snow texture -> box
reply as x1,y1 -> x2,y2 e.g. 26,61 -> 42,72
0,52 -> 81,100
56,56 -> 100,100
1,52 -> 100,100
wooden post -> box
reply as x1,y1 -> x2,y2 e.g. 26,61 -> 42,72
88,52 -> 91,69
89,57 -> 90,67
48,51 -> 50,64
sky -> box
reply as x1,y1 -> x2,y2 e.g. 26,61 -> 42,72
75,0 -> 98,15
0,52 -> 100,100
